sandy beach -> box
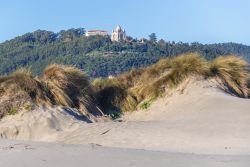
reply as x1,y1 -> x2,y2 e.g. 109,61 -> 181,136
0,139 -> 249,167
0,78 -> 250,166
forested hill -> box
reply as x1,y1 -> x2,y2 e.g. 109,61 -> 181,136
0,28 -> 250,78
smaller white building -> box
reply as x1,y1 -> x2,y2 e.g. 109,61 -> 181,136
86,30 -> 108,37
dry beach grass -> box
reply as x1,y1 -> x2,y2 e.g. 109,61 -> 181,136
0,65 -> 103,119
93,53 -> 250,114
0,53 -> 249,119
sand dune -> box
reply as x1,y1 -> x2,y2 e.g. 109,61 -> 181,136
0,77 -> 250,166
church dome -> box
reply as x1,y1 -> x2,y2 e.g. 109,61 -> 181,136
115,25 -> 122,31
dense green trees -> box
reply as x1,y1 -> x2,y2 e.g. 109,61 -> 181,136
0,28 -> 250,78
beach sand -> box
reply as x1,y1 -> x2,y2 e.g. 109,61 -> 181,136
0,78 -> 250,166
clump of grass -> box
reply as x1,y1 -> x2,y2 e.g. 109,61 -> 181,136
42,64 -> 102,117
93,78 -> 132,113
136,53 -> 207,99
208,56 -> 249,97
0,69 -> 53,118
0,69 -> 54,105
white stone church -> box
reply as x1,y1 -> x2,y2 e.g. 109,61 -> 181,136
111,25 -> 126,42
86,25 -> 127,42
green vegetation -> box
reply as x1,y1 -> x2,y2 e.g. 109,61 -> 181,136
24,104 -> 33,111
0,28 -> 250,78
140,98 -> 155,110
7,107 -> 17,115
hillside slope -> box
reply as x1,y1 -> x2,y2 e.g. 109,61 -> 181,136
1,29 -> 250,77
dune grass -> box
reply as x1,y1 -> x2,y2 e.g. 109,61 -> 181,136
0,69 -> 53,105
0,69 -> 45,117
93,53 -> 208,113
0,65 -> 103,119
93,53 -> 249,114
208,56 -> 249,97
41,64 -> 102,116
0,53 -> 249,118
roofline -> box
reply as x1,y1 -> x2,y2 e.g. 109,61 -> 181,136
87,30 -> 108,32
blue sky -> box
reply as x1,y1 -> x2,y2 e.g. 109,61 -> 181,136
1,0 -> 250,44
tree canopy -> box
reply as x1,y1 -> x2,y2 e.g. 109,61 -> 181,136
149,33 -> 157,42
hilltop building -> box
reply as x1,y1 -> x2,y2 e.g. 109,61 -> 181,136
111,25 -> 126,42
86,30 -> 108,37
85,25 -> 127,42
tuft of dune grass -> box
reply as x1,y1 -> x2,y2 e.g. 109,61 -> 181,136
209,55 -> 249,97
0,69 -> 53,105
41,64 -> 103,117
0,69 -> 53,118
136,53 -> 207,99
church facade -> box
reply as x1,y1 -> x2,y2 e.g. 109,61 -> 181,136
111,25 -> 126,42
